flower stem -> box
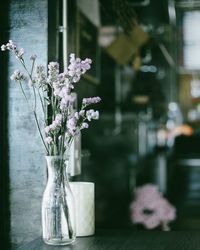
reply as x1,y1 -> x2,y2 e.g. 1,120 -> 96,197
16,55 -> 49,154
19,57 -> 37,111
30,59 -> 35,76
33,111 -> 49,154
37,88 -> 46,121
19,81 -> 29,105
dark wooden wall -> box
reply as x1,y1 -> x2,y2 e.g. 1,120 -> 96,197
0,0 -> 10,248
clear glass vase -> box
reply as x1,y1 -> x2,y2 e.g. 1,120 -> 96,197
42,156 -> 76,245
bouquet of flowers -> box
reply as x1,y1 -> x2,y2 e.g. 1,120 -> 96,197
1,40 -> 101,156
130,184 -> 176,231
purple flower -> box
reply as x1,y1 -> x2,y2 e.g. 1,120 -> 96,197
48,115 -> 63,132
49,123 -> 56,130
68,54 -> 92,83
58,73 -> 67,83
86,110 -> 99,121
82,96 -> 101,105
1,44 -> 7,51
60,95 -> 76,110
10,70 -> 26,81
30,54 -> 37,60
92,111 -> 99,120
35,64 -> 47,86
58,87 -> 76,110
16,48 -> 25,58
79,110 -> 85,117
72,75 -> 81,83
66,116 -> 79,136
1,40 -> 17,51
53,81 -> 73,98
74,112 -> 79,119
1,42 -> 101,155
67,117 -> 77,130
47,62 -> 59,83
55,114 -> 62,125
58,85 -> 71,97
6,40 -> 17,50
81,122 -> 89,129
48,62 -> 59,71
69,53 -> 75,62
36,64 -> 45,73
80,58 -> 92,73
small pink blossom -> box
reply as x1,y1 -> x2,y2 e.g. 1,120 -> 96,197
130,184 -> 176,230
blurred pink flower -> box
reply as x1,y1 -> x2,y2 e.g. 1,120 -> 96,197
130,184 -> 176,230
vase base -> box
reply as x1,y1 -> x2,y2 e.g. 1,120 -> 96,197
43,237 -> 76,246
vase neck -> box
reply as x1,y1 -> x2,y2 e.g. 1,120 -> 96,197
45,156 -> 69,184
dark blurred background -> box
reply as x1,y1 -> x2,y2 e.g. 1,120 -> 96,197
2,0 -> 200,249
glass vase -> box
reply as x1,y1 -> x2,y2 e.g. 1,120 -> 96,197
42,156 -> 76,245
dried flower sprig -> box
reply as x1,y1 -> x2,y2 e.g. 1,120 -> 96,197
1,40 -> 101,156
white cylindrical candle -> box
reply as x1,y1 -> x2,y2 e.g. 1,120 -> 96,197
69,182 -> 95,237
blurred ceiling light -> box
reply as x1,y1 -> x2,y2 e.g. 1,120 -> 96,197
98,26 -> 117,47
168,102 -> 179,112
140,65 -> 157,72
132,95 -> 149,104
188,109 -> 199,121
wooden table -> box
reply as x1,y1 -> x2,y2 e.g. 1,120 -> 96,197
17,230 -> 200,250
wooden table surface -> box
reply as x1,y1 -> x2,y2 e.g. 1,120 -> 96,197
17,230 -> 200,250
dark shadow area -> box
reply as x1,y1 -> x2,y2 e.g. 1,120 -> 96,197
0,0 -> 10,249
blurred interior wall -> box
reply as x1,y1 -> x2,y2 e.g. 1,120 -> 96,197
8,0 -> 47,248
